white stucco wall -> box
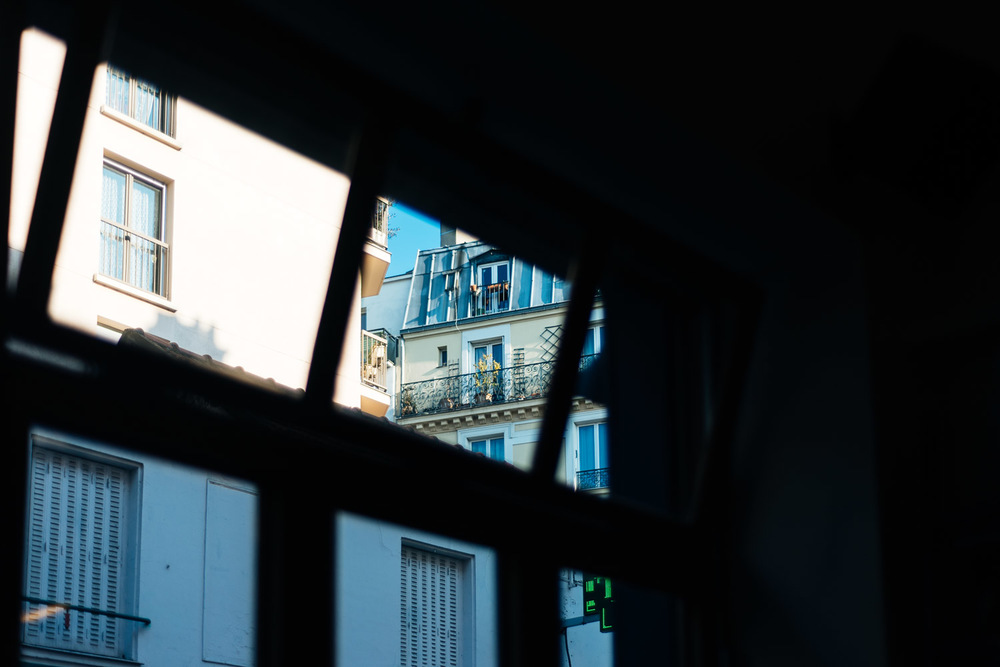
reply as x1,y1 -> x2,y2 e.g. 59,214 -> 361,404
12,28 -> 356,399
336,513 -> 499,667
361,272 -> 411,337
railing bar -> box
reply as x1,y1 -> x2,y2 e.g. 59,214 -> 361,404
100,218 -> 168,248
21,596 -> 152,626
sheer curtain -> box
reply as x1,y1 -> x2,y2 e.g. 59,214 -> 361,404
127,180 -> 162,293
99,167 -> 127,281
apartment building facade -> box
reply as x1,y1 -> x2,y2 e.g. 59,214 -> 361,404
393,236 -> 609,493
12,27 -> 500,667
366,233 -> 613,665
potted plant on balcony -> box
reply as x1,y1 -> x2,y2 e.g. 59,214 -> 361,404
473,354 -> 501,404
400,388 -> 416,416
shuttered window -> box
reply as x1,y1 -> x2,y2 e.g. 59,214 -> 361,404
23,448 -> 132,658
400,545 -> 465,667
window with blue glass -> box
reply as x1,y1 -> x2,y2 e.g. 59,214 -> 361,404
581,323 -> 605,371
106,65 -> 175,136
473,261 -> 510,314
577,422 -> 609,490
99,161 -> 169,297
470,436 -> 505,461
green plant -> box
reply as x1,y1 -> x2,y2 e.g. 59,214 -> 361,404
473,354 -> 501,400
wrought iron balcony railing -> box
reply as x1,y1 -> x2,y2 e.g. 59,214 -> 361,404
576,468 -> 610,490
470,281 -> 509,316
398,354 -> 599,417
99,219 -> 169,296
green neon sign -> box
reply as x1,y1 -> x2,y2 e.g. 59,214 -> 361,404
582,575 -> 614,632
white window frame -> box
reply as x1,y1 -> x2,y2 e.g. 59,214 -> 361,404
461,323 -> 510,375
99,159 -> 170,299
564,408 -> 610,490
475,260 -> 509,289
400,541 -> 473,667
105,64 -> 176,137
582,322 -> 606,356
471,260 -> 511,316
458,423 -> 513,464
22,436 -> 142,661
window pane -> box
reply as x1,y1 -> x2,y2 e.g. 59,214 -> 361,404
105,66 -> 129,115
579,424 -> 595,471
582,328 -> 595,357
129,179 -> 161,239
490,437 -> 504,460
383,209 -> 592,478
101,166 -> 127,224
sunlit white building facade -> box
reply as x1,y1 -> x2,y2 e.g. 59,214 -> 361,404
11,28 -> 500,667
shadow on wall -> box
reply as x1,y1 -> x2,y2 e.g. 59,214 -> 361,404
117,311 -> 303,398
143,311 -> 227,364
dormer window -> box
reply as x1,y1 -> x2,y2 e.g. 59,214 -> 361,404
472,260 -> 510,315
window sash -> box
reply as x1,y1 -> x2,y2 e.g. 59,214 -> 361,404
106,66 -> 174,136
578,423 -> 608,472
471,437 -> 504,461
99,163 -> 168,297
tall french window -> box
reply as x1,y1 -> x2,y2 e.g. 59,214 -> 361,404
99,161 -> 168,297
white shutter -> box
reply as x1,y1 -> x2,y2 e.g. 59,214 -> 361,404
400,545 -> 464,667
23,448 -> 128,658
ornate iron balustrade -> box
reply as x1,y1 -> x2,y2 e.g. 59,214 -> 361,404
470,281 -> 510,316
398,354 -> 601,417
576,468 -> 610,490
399,359 -> 554,416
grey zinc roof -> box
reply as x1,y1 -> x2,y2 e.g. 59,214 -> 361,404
402,241 -> 567,330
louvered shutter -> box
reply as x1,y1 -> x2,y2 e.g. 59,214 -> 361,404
400,546 -> 464,667
23,448 -> 129,658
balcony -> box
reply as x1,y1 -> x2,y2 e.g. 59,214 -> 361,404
470,281 -> 509,316
361,329 -> 389,391
576,468 -> 610,491
360,198 -> 391,297
398,354 -> 600,417
369,197 -> 390,249
360,329 -> 391,417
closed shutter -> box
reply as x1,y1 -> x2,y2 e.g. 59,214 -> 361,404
400,545 -> 464,667
23,448 -> 128,658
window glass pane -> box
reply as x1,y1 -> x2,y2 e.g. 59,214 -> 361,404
582,328 -> 595,357
133,80 -> 162,131
336,513 -> 498,667
105,66 -> 129,115
101,166 -> 127,223
579,424 -> 595,471
129,179 -> 161,239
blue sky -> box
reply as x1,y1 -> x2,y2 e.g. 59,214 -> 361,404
386,202 -> 441,277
